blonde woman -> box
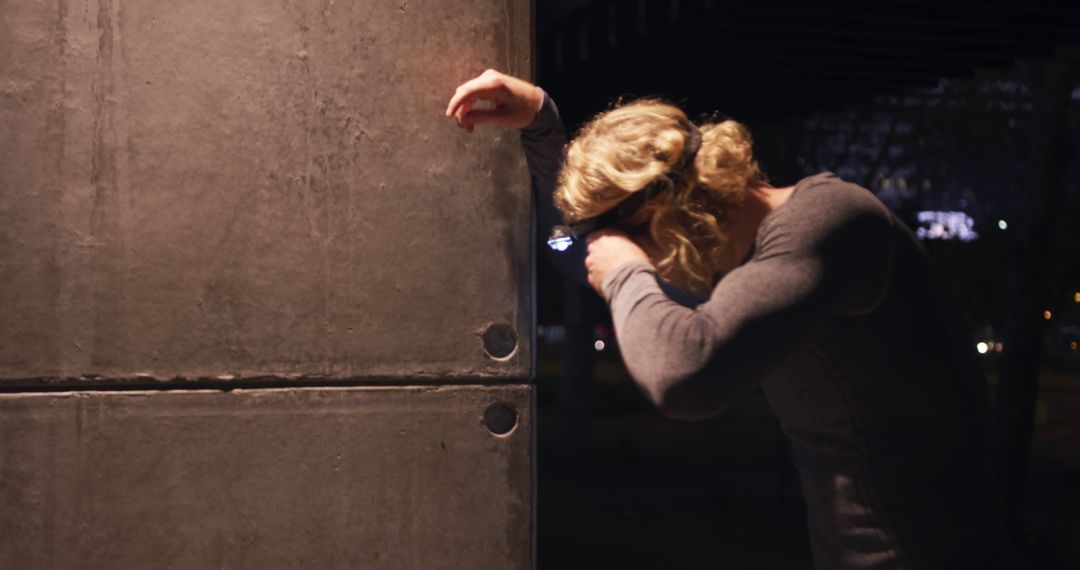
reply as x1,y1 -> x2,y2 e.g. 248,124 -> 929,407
447,70 -> 1013,570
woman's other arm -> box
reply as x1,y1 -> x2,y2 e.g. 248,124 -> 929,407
596,186 -> 894,420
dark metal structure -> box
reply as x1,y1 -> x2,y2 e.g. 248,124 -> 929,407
536,0 -> 1080,127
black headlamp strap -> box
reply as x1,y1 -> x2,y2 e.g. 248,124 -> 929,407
566,188 -> 649,237
671,120 -> 703,173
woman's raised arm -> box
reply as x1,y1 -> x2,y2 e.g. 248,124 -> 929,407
447,70 -> 586,284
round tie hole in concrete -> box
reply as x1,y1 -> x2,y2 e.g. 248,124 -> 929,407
482,323 -> 518,360
483,402 -> 519,437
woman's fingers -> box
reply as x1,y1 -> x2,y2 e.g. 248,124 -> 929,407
583,230 -> 653,294
463,107 -> 512,128
445,76 -> 503,119
448,87 -> 504,133
453,101 -> 473,131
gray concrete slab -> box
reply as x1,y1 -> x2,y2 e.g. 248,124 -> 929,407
0,384 -> 534,569
0,0 -> 533,386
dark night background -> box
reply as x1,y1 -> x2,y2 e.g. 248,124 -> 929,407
528,1 -> 1080,568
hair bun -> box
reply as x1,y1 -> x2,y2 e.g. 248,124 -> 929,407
694,120 -> 760,202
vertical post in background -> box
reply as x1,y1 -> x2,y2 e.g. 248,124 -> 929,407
995,59 -> 1074,549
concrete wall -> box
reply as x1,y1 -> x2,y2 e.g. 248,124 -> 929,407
0,385 -> 533,569
0,0 -> 533,386
1,1 -> 535,567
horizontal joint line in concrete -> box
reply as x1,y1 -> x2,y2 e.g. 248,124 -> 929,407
0,376 -> 533,395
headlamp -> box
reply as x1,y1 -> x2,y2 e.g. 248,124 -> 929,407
546,226 -> 575,252
544,171 -> 671,252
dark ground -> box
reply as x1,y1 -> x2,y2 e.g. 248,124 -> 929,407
535,347 -> 1080,570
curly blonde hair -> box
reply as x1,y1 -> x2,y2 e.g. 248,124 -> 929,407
555,99 -> 763,296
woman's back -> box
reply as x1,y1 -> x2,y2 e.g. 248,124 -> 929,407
753,173 -> 1009,568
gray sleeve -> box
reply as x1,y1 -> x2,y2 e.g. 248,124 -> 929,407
519,91 -> 589,285
602,185 -> 894,420
520,90 -> 566,187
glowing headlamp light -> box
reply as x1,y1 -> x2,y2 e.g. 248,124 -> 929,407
544,177 -> 662,253
546,226 -> 575,252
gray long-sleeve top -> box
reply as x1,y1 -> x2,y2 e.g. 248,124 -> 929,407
520,94 -> 1012,569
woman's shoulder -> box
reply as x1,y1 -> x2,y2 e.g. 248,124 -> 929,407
795,172 -> 889,214
754,173 -> 896,313
758,172 -> 895,256
771,172 -> 892,230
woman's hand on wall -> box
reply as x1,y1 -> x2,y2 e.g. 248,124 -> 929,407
585,230 -> 652,295
446,69 -> 545,133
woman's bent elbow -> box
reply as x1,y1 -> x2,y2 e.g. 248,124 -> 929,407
643,376 -> 718,421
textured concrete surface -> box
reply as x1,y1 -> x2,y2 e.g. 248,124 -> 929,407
0,0 -> 533,385
0,384 -> 534,569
